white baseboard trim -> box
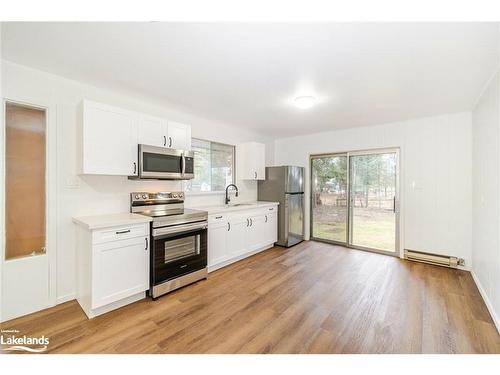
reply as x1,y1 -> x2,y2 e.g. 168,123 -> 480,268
56,293 -> 76,305
78,292 -> 145,319
471,270 -> 500,334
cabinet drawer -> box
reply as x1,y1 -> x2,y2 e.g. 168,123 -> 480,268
92,223 -> 149,244
209,214 -> 227,224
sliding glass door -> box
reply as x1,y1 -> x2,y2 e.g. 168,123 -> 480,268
349,151 -> 398,253
310,149 -> 399,255
311,155 -> 348,243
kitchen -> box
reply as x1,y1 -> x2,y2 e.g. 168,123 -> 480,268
1,18 -> 500,365
70,100 -> 305,316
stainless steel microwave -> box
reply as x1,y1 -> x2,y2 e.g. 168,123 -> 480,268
131,144 -> 194,180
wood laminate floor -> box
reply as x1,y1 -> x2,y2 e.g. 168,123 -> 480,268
2,241 -> 499,354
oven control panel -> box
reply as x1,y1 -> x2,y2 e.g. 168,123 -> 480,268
130,191 -> 184,203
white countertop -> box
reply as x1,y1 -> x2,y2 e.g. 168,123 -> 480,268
72,213 -> 152,230
191,201 -> 279,215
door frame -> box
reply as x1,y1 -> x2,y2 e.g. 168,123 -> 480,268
309,147 -> 400,257
1,97 -> 58,321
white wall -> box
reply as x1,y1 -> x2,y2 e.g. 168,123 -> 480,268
273,112 -> 473,266
1,60 -> 272,303
471,70 -> 500,331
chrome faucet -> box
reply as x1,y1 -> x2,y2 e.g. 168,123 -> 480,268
225,184 -> 239,205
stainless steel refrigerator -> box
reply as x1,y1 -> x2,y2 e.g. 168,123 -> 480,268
258,166 -> 305,247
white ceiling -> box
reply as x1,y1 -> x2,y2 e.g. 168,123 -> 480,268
2,22 -> 499,137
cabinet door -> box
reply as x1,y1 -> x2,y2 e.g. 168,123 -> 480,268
137,114 -> 167,147
255,143 -> 266,179
227,216 -> 247,257
92,236 -> 149,309
82,101 -> 138,176
265,211 -> 278,244
245,214 -> 266,251
208,222 -> 228,267
167,121 -> 191,150
238,142 -> 265,180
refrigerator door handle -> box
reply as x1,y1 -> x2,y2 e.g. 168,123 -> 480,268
283,195 -> 289,245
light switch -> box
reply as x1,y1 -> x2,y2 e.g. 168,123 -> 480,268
66,175 -> 81,189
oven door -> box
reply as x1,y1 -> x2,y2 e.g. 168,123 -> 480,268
138,144 -> 194,180
151,222 -> 207,286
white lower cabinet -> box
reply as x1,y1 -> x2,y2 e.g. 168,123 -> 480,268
264,208 -> 278,244
208,220 -> 229,266
75,222 -> 150,318
246,214 -> 266,252
227,215 -> 247,257
207,205 -> 278,271
93,236 -> 149,309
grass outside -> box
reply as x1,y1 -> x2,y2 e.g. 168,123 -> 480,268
312,204 -> 395,252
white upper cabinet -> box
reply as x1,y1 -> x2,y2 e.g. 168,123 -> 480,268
80,100 -> 192,176
137,114 -> 167,148
81,100 -> 138,176
238,142 -> 266,180
138,117 -> 191,150
167,121 -> 192,150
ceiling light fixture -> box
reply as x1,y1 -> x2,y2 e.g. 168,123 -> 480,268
294,96 -> 317,109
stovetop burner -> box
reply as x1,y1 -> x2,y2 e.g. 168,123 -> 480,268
130,191 -> 207,228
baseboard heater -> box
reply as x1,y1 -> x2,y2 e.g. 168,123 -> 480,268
404,249 -> 464,268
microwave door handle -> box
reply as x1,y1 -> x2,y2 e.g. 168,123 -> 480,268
181,153 -> 186,176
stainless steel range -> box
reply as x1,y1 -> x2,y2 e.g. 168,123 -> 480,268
131,191 -> 208,299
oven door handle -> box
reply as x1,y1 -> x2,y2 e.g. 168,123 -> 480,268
153,221 -> 207,237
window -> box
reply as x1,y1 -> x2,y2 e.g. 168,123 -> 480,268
185,138 -> 235,192
5,102 -> 47,260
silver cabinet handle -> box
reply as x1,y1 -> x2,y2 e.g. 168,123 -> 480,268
215,215 -> 222,219
250,218 -> 253,226
265,215 -> 268,223
227,222 -> 231,231
145,237 -> 148,250
116,229 -> 131,235
254,171 -> 257,179
269,207 -> 274,211
163,135 -> 167,147
246,218 -> 249,227
168,136 -> 172,148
